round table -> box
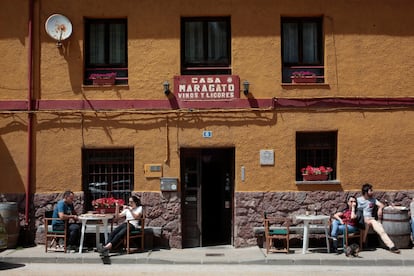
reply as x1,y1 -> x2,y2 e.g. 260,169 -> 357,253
78,213 -> 114,253
295,215 -> 331,254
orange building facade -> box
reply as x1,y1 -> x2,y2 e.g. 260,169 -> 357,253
0,0 -> 413,248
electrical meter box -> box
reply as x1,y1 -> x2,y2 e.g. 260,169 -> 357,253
160,177 -> 178,191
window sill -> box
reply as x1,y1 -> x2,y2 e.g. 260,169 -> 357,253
282,83 -> 330,88
82,84 -> 130,89
296,180 -> 340,185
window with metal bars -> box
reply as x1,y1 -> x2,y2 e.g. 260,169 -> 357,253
82,148 -> 134,211
296,132 -> 337,181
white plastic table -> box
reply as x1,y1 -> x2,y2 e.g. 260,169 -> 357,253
78,213 -> 113,253
296,214 -> 330,254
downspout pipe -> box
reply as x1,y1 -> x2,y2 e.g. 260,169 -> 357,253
25,0 -> 34,226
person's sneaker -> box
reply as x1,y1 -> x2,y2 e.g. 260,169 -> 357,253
389,247 -> 400,254
67,245 -> 76,253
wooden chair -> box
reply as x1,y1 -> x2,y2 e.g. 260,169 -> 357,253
264,212 -> 291,254
330,217 -> 364,250
124,214 -> 145,254
341,223 -> 364,249
44,210 -> 68,253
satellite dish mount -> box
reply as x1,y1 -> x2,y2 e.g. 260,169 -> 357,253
45,14 -> 73,47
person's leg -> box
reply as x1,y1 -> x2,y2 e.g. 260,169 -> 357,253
104,223 -> 128,250
411,218 -> 414,243
330,220 -> 340,238
330,220 -> 342,252
370,220 -> 399,252
68,223 -> 80,247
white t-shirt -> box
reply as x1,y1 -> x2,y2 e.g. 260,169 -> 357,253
120,205 -> 143,228
357,196 -> 378,218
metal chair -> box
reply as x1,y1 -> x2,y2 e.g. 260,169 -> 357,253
44,210 -> 68,253
264,212 -> 291,254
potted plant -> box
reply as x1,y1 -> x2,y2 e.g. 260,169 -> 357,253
89,72 -> 117,85
92,197 -> 124,214
301,165 -> 333,181
290,71 -> 317,84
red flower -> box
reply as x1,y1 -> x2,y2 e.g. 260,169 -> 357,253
92,197 -> 124,208
301,165 -> 333,176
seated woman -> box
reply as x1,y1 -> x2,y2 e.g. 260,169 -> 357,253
331,195 -> 358,252
98,195 -> 143,254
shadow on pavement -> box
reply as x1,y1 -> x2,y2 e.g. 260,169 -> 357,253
0,262 -> 25,270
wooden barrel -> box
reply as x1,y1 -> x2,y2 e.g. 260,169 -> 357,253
381,206 -> 411,249
0,202 -> 20,248
0,214 -> 8,250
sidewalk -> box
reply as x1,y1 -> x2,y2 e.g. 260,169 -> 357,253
1,245 -> 414,266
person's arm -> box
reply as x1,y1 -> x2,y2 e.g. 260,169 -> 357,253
128,206 -> 142,220
333,211 -> 344,224
376,199 -> 385,219
350,201 -> 357,219
57,202 -> 77,221
58,211 -> 78,221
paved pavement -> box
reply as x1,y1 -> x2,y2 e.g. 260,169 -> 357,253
1,245 -> 414,266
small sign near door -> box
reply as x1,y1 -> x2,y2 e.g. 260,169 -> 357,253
202,130 -> 212,138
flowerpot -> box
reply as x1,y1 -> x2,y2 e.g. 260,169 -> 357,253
291,76 -> 317,84
302,174 -> 328,181
95,207 -> 116,214
92,78 -> 115,85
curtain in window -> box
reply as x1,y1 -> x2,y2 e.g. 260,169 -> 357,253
302,22 -> 318,63
207,21 -> 228,62
185,22 -> 203,63
109,23 -> 126,64
282,23 -> 298,63
89,23 -> 105,65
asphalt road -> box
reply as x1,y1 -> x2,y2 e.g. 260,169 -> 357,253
1,263 -> 414,276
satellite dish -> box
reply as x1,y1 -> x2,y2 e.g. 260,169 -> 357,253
45,14 -> 72,47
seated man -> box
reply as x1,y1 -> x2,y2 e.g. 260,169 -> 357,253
52,190 -> 80,252
357,183 -> 400,254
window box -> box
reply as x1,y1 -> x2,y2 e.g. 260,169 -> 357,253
291,76 -> 317,84
89,73 -> 116,85
290,71 -> 317,84
302,174 -> 328,181
94,207 -> 116,214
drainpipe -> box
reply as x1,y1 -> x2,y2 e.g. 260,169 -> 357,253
25,0 -> 34,226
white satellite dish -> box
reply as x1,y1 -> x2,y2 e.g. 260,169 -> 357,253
45,14 -> 73,47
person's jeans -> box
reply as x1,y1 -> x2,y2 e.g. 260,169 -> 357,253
411,218 -> 414,242
53,223 -> 80,247
106,222 -> 136,247
331,219 -> 359,249
331,220 -> 358,238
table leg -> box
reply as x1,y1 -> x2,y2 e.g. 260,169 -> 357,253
324,220 -> 330,253
302,221 -> 310,254
103,219 -> 109,243
79,220 -> 87,253
95,225 -> 100,247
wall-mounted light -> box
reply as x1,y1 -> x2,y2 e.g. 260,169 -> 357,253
243,80 -> 250,95
163,81 -> 170,96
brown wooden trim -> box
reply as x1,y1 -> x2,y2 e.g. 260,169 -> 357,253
0,97 -> 412,111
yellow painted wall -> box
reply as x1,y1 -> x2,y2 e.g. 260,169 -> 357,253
0,0 -> 413,194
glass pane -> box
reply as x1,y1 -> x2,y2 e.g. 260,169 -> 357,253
185,22 -> 204,63
109,23 -> 126,64
283,23 -> 299,63
89,23 -> 105,65
207,21 -> 228,63
302,22 -> 318,63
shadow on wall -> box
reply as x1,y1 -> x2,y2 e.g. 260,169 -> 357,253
0,138 -> 26,193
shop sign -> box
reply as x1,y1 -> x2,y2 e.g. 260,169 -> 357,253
173,75 -> 240,101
